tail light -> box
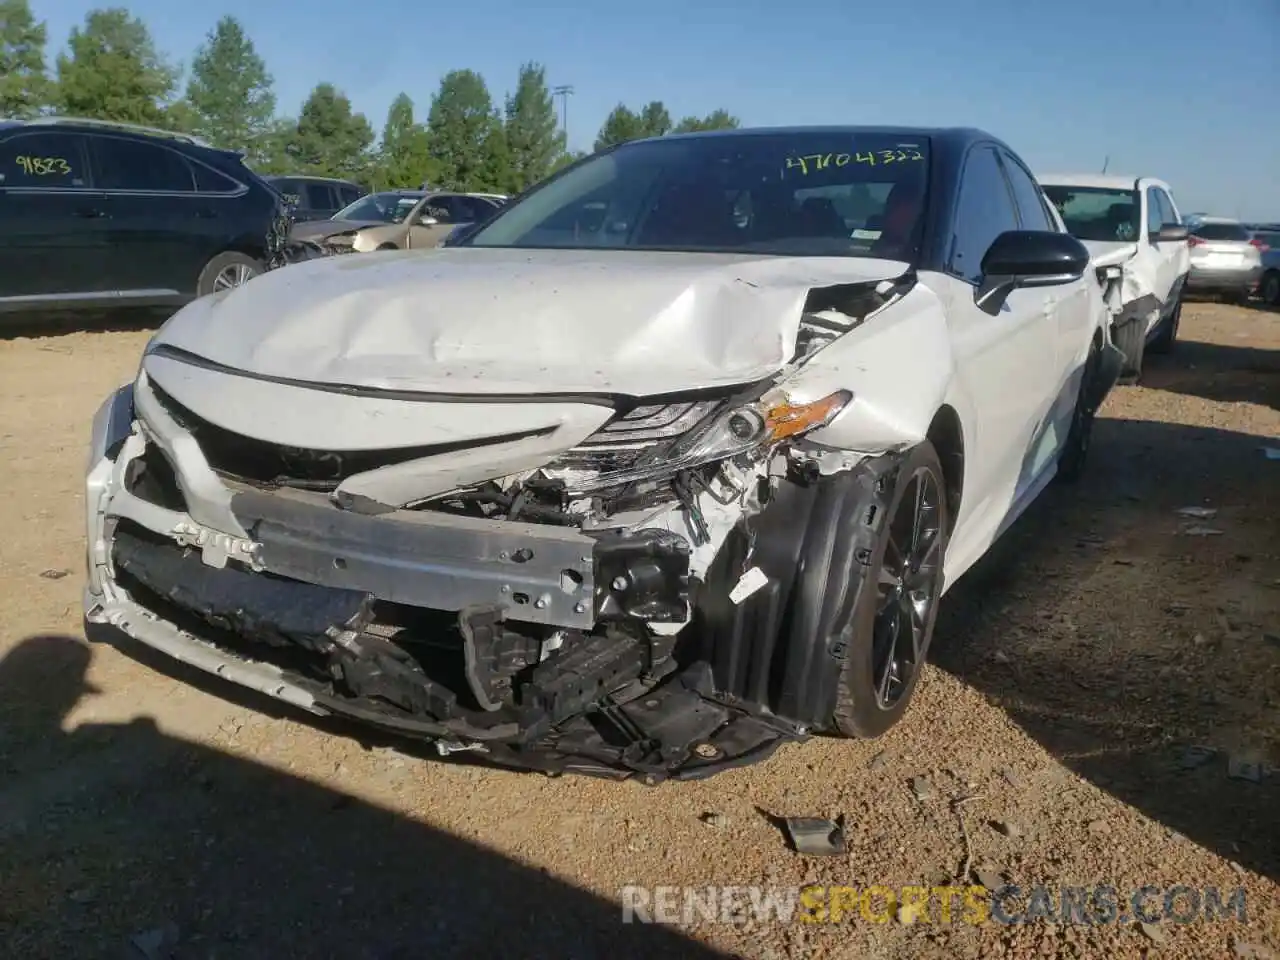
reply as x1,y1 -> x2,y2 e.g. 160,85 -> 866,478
1250,237 -> 1269,252
1187,235 -> 1205,247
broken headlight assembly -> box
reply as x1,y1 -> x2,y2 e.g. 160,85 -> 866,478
561,389 -> 852,495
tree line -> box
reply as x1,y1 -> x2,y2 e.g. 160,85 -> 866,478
0,1 -> 741,193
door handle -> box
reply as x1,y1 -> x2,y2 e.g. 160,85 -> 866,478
75,207 -> 107,218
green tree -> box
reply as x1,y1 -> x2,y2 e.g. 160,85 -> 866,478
426,69 -> 506,191
283,82 -> 374,179
673,109 -> 740,133
593,103 -> 642,151
502,62 -> 563,192
183,15 -> 275,152
375,92 -> 435,189
163,98 -> 199,134
246,116 -> 296,174
0,0 -> 50,118
55,8 -> 178,125
549,149 -> 588,174
637,100 -> 670,138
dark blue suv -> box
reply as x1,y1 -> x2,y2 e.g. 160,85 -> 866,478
0,117 -> 289,317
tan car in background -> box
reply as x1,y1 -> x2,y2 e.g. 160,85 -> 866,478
288,189 -> 505,254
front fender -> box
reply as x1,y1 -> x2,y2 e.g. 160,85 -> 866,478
778,284 -> 957,452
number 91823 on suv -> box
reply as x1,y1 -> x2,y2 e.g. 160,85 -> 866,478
0,117 -> 289,318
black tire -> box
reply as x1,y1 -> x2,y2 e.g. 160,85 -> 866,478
831,440 -> 950,739
1261,271 -> 1280,306
1113,314 -> 1146,383
1057,337 -> 1103,483
197,251 -> 264,298
1146,295 -> 1181,354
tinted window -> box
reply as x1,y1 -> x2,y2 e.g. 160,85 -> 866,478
464,131 -> 931,260
339,186 -> 362,205
93,136 -> 195,192
999,152 -> 1053,231
0,132 -> 89,188
1042,185 -> 1139,242
453,196 -> 499,223
1192,222 -> 1251,242
422,195 -> 464,223
950,146 -> 1019,283
1156,189 -> 1179,226
192,161 -> 239,192
304,182 -> 335,211
334,192 -> 422,223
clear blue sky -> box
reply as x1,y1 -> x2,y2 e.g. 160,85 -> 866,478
36,0 -> 1280,218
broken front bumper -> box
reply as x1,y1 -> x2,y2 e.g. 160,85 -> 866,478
83,384 -> 805,783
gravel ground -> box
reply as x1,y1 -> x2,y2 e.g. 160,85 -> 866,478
0,302 -> 1277,959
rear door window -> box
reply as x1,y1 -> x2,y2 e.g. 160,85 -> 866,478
304,182 -> 336,212
192,161 -> 240,193
0,131 -> 91,188
91,136 -> 196,192
1155,189 -> 1179,226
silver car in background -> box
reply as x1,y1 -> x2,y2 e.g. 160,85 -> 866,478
1184,215 -> 1264,302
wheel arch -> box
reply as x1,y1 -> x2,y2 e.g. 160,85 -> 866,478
926,404 -> 964,535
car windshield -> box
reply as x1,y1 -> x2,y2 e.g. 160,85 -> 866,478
1041,185 -> 1140,242
461,132 -> 932,260
332,192 -> 423,223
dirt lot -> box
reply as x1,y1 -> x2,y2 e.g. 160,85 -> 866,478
1,302 -> 1278,959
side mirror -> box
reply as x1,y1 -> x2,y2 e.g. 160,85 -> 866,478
977,230 -> 1090,307
1150,223 -> 1189,243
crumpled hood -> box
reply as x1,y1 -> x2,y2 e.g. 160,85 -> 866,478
150,247 -> 910,396
1080,239 -> 1138,269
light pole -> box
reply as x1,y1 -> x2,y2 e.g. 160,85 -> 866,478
552,85 -> 574,146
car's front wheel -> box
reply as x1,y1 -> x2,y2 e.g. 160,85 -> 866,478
1146,295 -> 1182,354
831,440 -> 950,739
198,251 -> 264,297
1113,312 -> 1148,383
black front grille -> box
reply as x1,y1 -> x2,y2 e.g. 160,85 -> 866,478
148,381 -> 495,491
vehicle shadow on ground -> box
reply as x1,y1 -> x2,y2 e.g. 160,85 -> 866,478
932,414 -> 1280,882
0,635 -> 726,959
1140,339 -> 1280,411
0,308 -> 170,341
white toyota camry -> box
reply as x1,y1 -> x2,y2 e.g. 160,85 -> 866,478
84,125 -> 1123,782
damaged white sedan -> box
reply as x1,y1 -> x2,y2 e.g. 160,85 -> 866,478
84,126 -> 1124,782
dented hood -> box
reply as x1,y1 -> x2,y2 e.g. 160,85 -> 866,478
151,247 -> 909,396
1080,239 -> 1139,269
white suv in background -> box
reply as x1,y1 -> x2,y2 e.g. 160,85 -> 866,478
1039,174 -> 1191,382
1182,215 -> 1264,304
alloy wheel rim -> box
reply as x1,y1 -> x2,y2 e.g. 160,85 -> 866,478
871,467 -> 944,710
213,263 -> 256,291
